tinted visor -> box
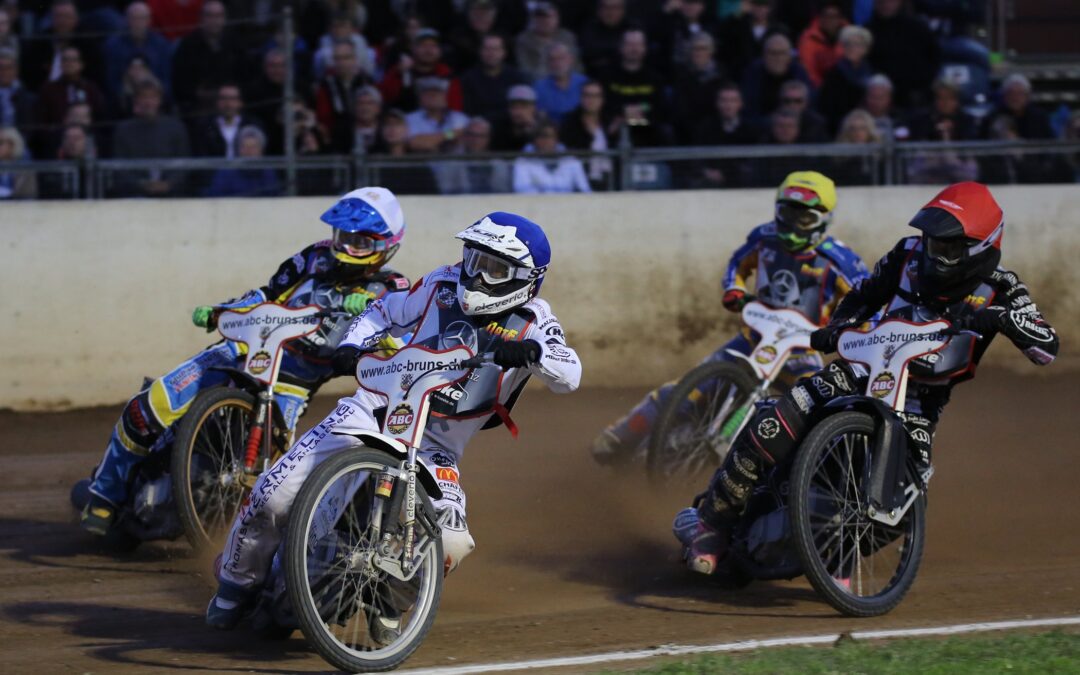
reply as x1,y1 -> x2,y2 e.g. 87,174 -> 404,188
333,229 -> 387,258
776,203 -> 826,231
463,247 -> 516,285
924,236 -> 971,266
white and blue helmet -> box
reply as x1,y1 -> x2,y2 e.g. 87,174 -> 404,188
319,187 -> 405,268
455,212 -> 550,316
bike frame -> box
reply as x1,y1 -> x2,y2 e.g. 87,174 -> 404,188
215,303 -> 323,480
350,344 -> 478,581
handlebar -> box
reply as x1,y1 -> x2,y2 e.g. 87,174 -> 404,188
938,327 -> 983,339
460,353 -> 496,369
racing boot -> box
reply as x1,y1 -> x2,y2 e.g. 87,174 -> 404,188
368,610 -> 402,647
205,580 -> 256,630
673,507 -> 729,575
590,429 -> 636,467
80,495 -> 117,536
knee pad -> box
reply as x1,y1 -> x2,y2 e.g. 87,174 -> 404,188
745,397 -> 805,466
439,509 -> 475,576
119,391 -> 164,450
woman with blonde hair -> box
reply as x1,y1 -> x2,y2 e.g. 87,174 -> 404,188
832,109 -> 880,185
0,126 -> 37,199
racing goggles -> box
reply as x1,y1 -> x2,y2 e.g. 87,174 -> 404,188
462,247 -> 535,285
923,236 -> 973,266
775,202 -> 827,232
333,229 -> 390,258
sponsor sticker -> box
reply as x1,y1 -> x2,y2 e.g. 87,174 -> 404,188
870,371 -> 896,399
436,286 -> 456,309
400,373 -> 414,391
249,350 -> 273,375
811,376 -> 834,398
386,403 -> 415,435
435,467 -> 460,483
757,418 -> 780,439
428,452 -> 455,467
791,386 -> 813,413
754,345 -> 778,365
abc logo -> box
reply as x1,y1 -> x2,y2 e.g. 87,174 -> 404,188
249,350 -> 273,375
386,403 -> 415,434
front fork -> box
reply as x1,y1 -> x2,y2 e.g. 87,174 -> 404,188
241,390 -> 273,486
372,447 -> 421,577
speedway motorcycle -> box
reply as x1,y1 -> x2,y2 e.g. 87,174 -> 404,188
679,316 -> 962,617
648,300 -> 818,483
249,344 -> 492,672
71,303 -> 329,550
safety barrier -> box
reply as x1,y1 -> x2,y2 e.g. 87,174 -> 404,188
1,184 -> 1076,410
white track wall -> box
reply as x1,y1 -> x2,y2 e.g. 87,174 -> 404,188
2,185 -> 1076,410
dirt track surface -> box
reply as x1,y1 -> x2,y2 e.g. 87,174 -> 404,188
1,368 -> 1079,674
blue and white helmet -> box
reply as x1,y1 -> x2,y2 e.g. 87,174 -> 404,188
455,212 -> 550,316
319,187 -> 405,268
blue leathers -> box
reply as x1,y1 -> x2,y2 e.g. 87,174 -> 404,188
601,223 -> 868,452
88,241 -> 410,507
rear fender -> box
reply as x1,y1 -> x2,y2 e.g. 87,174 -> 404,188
820,396 -> 909,512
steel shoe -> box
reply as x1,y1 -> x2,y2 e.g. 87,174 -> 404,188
80,495 -> 116,536
205,581 -> 256,630
673,507 -> 727,575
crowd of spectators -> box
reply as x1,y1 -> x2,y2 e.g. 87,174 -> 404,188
0,0 -> 1076,199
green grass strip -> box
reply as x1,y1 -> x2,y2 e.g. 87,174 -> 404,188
613,630 -> 1080,674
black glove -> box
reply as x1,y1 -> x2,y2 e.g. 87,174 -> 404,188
492,339 -> 541,369
331,345 -> 364,377
952,306 -> 1006,337
810,325 -> 843,354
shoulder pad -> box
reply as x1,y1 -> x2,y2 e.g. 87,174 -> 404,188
750,222 -> 776,241
900,236 -> 920,251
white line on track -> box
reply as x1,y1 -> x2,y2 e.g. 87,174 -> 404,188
398,615 -> 1080,675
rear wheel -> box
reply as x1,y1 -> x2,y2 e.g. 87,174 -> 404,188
790,412 -> 926,617
171,387 -> 257,551
286,448 -> 443,673
647,361 -> 760,485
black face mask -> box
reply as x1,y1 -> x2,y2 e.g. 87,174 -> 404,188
918,236 -> 1000,305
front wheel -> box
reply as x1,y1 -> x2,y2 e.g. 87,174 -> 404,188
647,361 -> 760,485
285,448 -> 443,673
171,387 -> 257,551
790,411 -> 926,617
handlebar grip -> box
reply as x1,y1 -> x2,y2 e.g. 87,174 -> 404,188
461,353 -> 494,369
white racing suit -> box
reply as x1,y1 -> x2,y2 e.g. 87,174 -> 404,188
218,264 -> 582,589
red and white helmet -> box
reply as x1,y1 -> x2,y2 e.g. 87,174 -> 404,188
909,182 -> 1003,298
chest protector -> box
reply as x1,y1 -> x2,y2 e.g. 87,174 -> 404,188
882,244 -> 997,382
412,281 -> 534,419
284,276 -> 395,358
755,241 -> 831,323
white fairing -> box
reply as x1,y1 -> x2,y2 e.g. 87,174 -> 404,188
837,319 -> 951,410
739,301 -> 818,381
354,344 -> 475,449
216,303 -> 323,385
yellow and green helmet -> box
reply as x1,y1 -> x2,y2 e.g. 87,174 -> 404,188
774,171 -> 837,252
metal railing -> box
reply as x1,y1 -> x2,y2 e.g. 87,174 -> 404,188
1,140 -> 1077,201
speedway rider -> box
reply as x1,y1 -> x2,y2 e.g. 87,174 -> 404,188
675,182 -> 1060,575
591,171 -> 868,464
206,212 -> 582,637
79,187 -> 411,536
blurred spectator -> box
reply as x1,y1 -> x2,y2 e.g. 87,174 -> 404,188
980,74 -> 1054,141
490,83 -> 542,151
798,2 -> 847,88
103,2 -> 172,103
908,78 -> 976,142
435,116 -> 512,194
405,76 -> 469,153
599,29 -> 668,146
289,100 -> 328,156
315,40 -> 373,147
833,108 -> 880,185
0,8 -> 16,59
913,0 -> 988,67
579,0 -> 629,76
559,79 -> 616,190
515,2 -> 579,81
171,1 -> 244,116
741,33 -> 812,121
693,82 -> 756,188
1065,110 -> 1080,181
204,125 -> 281,197
671,32 -> 725,144
0,125 -> 36,199
40,122 -> 94,198
778,79 -> 827,142
0,48 -> 35,133
380,28 -> 463,113
718,0 -> 788,82
21,1 -> 102,92
534,43 -> 586,124
755,108 -> 813,184
461,33 -> 527,119
313,13 -> 374,81
512,119 -> 590,193
349,85 -> 382,155
35,46 -> 106,134
817,25 -> 873,134
867,0 -> 939,108
862,73 -> 907,140
147,0 -> 205,41
447,0 -> 499,72
112,80 -> 190,197
112,56 -> 165,119
660,0 -> 721,75
244,48 -> 285,154
368,107 -> 438,194
191,83 -> 260,157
